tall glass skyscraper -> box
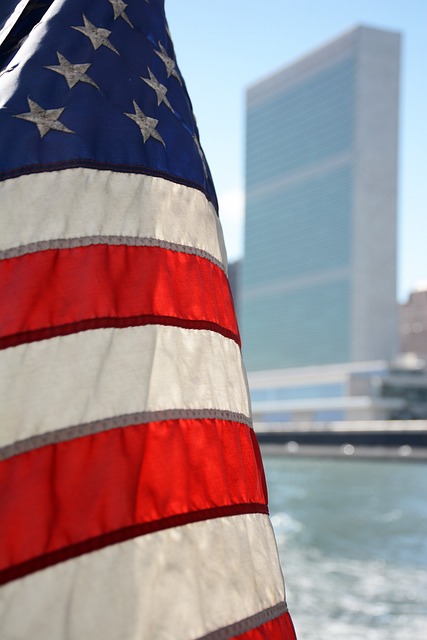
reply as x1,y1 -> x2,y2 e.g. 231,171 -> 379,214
241,26 -> 400,371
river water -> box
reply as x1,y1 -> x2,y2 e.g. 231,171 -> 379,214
263,456 -> 427,639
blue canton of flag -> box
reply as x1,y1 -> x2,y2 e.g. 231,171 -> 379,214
0,0 -> 216,206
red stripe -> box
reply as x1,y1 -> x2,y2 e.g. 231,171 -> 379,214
0,244 -> 239,347
0,420 -> 266,582
235,612 -> 297,640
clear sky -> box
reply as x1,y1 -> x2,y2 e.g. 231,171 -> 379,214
166,0 -> 427,302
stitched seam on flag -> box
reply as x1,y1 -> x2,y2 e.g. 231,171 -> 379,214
0,236 -> 225,271
195,602 -> 289,640
0,159 -> 218,210
0,315 -> 241,350
0,504 -> 268,586
0,410 -> 253,460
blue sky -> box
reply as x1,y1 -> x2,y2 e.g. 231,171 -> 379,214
166,0 -> 427,302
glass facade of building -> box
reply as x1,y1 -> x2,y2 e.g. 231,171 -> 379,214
241,26 -> 400,372
251,382 -> 345,402
243,58 -> 356,370
245,58 -> 355,188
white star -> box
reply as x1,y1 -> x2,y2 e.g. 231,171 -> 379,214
45,52 -> 99,90
124,101 -> 165,147
14,98 -> 74,138
108,0 -> 133,28
154,42 -> 182,84
193,134 -> 209,179
72,15 -> 119,55
141,68 -> 174,112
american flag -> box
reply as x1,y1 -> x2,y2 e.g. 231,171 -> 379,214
0,1 -> 296,638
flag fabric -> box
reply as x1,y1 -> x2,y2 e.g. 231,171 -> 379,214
0,1 -> 296,639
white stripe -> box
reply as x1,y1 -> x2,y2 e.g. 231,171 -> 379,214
0,326 -> 251,450
0,514 -> 285,640
0,168 -> 227,267
0,1 -> 32,47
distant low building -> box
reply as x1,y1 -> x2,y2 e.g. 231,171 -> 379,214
399,284 -> 427,359
249,358 -> 427,424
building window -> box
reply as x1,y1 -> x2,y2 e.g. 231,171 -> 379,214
314,409 -> 345,422
251,382 -> 345,402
